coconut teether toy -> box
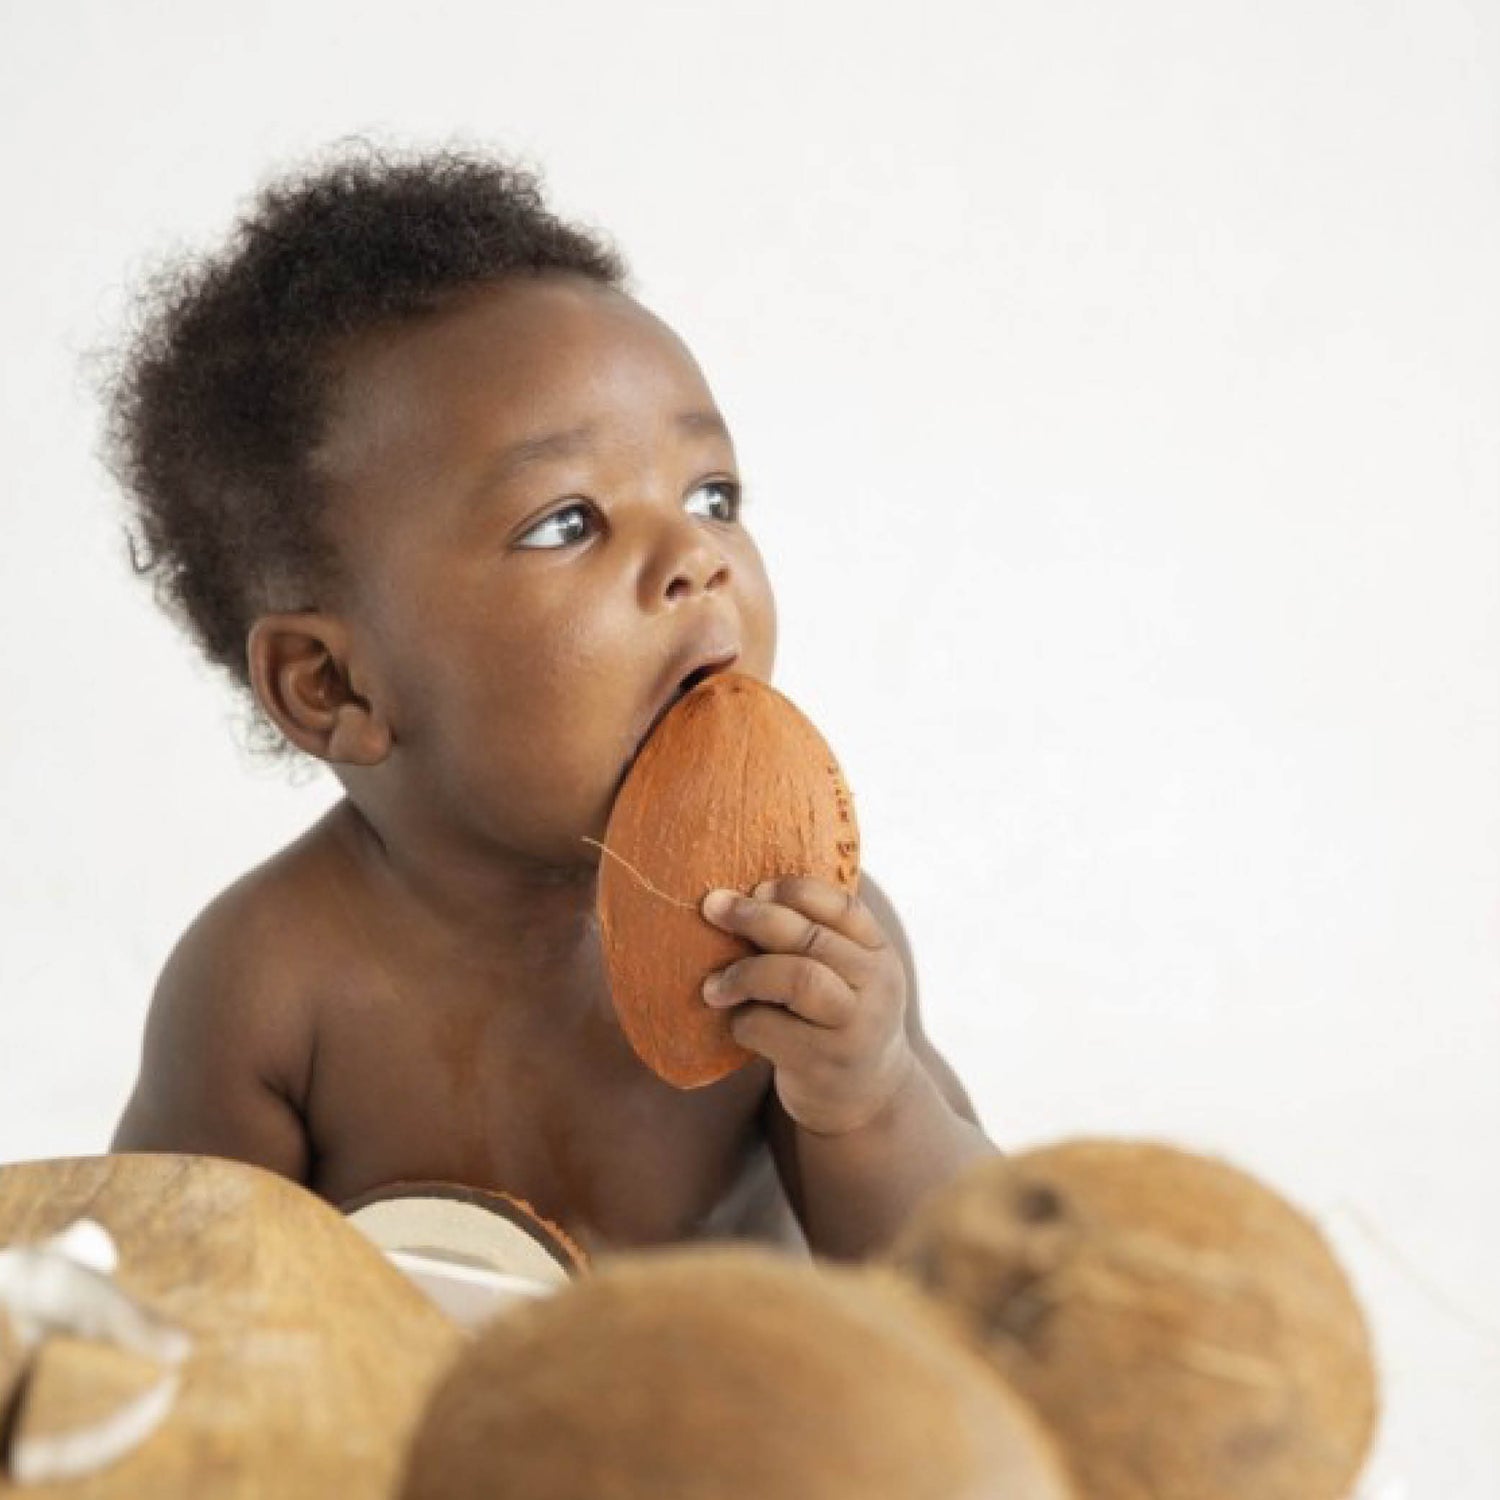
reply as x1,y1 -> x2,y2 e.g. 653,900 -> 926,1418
595,671 -> 859,1088
399,1246 -> 1078,1500
887,1138 -> 1380,1500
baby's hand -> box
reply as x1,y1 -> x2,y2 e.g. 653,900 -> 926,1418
700,877 -> 916,1137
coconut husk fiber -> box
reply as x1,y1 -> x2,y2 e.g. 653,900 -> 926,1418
596,671 -> 859,1089
886,1139 -> 1379,1500
397,1246 -> 1078,1500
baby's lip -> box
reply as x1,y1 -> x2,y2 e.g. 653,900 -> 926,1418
626,638 -> 741,769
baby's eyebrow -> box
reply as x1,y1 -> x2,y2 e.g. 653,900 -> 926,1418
673,409 -> 731,443
481,409 -> 732,491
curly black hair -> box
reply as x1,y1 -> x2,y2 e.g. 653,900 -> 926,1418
104,141 -> 628,697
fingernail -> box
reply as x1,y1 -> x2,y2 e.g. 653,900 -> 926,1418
703,889 -> 735,919
702,973 -> 724,1004
753,881 -> 774,900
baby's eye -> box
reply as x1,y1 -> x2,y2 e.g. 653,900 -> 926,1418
514,502 -> 593,550
686,480 -> 742,523
516,483 -> 744,549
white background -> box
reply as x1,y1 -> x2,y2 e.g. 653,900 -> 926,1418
1,1 -> 1495,1491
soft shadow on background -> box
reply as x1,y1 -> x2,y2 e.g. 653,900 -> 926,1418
0,1 -> 1495,1491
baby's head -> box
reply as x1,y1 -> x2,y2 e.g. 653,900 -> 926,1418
108,144 -> 777,865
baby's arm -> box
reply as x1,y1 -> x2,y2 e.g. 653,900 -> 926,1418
708,869 -> 998,1260
111,887 -> 315,1184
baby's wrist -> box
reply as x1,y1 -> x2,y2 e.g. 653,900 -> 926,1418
797,1046 -> 921,1141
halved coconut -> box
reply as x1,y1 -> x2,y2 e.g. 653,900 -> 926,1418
343,1182 -> 588,1284
343,1183 -> 587,1331
0,1153 -> 462,1497
0,1306 -> 23,1415
7,1335 -> 180,1485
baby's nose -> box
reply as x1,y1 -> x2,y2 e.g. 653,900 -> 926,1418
646,515 -> 732,603
664,550 -> 730,601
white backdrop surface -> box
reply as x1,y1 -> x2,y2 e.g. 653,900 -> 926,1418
0,1 -> 1496,1491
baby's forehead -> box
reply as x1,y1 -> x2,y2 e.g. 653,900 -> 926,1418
337,275 -> 694,396
316,276 -> 719,482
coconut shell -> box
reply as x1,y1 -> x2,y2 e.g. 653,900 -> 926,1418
597,672 -> 859,1088
887,1139 -> 1380,1500
0,1306 -> 22,1408
7,1335 -> 180,1485
341,1181 -> 589,1282
0,1153 -> 462,1498
398,1246 -> 1078,1500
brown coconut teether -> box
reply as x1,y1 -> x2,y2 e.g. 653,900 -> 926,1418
887,1139 -> 1380,1500
398,1246 -> 1079,1500
596,671 -> 859,1088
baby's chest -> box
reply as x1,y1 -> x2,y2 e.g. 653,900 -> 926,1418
305,992 -> 783,1255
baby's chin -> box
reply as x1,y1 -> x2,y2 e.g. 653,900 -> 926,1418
558,657 -> 778,854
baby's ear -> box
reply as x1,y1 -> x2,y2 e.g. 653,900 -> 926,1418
246,613 -> 392,766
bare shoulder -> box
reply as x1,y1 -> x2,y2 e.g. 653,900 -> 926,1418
110,802 -> 358,1180
857,868 -> 982,1126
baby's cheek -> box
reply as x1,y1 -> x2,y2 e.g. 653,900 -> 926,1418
740,543 -> 778,648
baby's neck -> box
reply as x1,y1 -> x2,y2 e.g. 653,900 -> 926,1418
328,797 -> 602,986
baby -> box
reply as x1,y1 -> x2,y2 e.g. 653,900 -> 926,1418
108,145 -> 997,1261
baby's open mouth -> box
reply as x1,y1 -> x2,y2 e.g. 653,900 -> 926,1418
676,663 -> 719,698
621,656 -> 739,783
636,666 -> 717,756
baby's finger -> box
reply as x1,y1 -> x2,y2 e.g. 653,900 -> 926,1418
700,888 -> 872,979
702,953 -> 857,1030
722,1002 -> 823,1073
748,876 -> 886,950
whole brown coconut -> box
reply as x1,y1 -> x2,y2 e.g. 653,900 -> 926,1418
886,1139 -> 1380,1500
398,1247 -> 1078,1500
597,671 -> 859,1088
